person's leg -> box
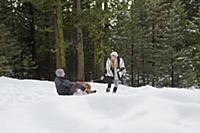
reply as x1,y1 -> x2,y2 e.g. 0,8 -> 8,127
70,82 -> 86,95
113,80 -> 119,93
106,77 -> 113,92
77,82 -> 96,94
84,83 -> 91,93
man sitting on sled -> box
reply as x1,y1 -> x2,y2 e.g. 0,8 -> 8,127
55,69 -> 96,96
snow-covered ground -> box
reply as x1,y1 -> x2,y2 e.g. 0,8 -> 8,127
1,77 -> 200,133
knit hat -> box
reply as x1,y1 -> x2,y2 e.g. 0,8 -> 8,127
55,69 -> 65,77
110,51 -> 118,57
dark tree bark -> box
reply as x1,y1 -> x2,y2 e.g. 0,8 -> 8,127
131,43 -> 134,86
54,0 -> 66,69
25,2 -> 36,61
93,0 -> 109,79
171,57 -> 175,87
75,0 -> 85,81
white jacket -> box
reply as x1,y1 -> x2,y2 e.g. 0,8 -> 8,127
105,57 -> 126,79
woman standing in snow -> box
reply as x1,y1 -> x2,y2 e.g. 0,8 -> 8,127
105,52 -> 126,93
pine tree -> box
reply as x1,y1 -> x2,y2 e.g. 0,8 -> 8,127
54,0 -> 66,69
157,0 -> 187,87
0,0 -> 37,78
74,0 -> 85,81
0,23 -> 20,76
81,0 -> 112,79
186,7 -> 200,87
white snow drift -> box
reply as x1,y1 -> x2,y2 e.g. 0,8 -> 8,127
0,77 -> 200,133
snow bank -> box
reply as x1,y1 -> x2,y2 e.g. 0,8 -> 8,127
0,77 -> 200,133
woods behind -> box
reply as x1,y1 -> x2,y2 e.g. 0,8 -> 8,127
0,0 -> 200,88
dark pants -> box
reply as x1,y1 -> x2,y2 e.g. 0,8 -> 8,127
106,76 -> 114,89
105,76 -> 119,93
105,77 -> 118,89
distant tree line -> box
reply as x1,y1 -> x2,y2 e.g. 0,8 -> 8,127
0,0 -> 199,88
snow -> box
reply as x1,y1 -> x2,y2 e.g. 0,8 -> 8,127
1,77 -> 200,133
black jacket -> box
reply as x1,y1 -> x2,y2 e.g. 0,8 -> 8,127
55,77 -> 74,95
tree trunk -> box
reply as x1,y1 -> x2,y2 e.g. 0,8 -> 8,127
28,2 -> 36,61
76,0 -> 85,81
94,37 -> 105,79
171,57 -> 175,87
131,43 -> 134,86
137,69 -> 140,87
93,0 -> 109,79
151,19 -> 155,87
54,0 -> 65,69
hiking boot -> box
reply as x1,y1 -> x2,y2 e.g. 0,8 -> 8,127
106,88 -> 110,93
113,87 -> 118,93
90,90 -> 97,93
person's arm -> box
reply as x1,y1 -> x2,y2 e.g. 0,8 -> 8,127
117,58 -> 125,72
117,58 -> 126,79
63,79 -> 74,88
106,58 -> 113,76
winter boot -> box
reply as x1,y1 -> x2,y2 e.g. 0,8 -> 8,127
106,88 -> 110,93
113,87 -> 118,93
90,90 -> 97,94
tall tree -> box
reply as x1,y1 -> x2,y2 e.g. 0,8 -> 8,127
160,0 -> 187,87
54,0 -> 66,69
91,0 -> 112,79
0,23 -> 20,76
75,0 -> 85,81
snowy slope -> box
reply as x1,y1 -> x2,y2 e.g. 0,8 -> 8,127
0,77 -> 200,133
